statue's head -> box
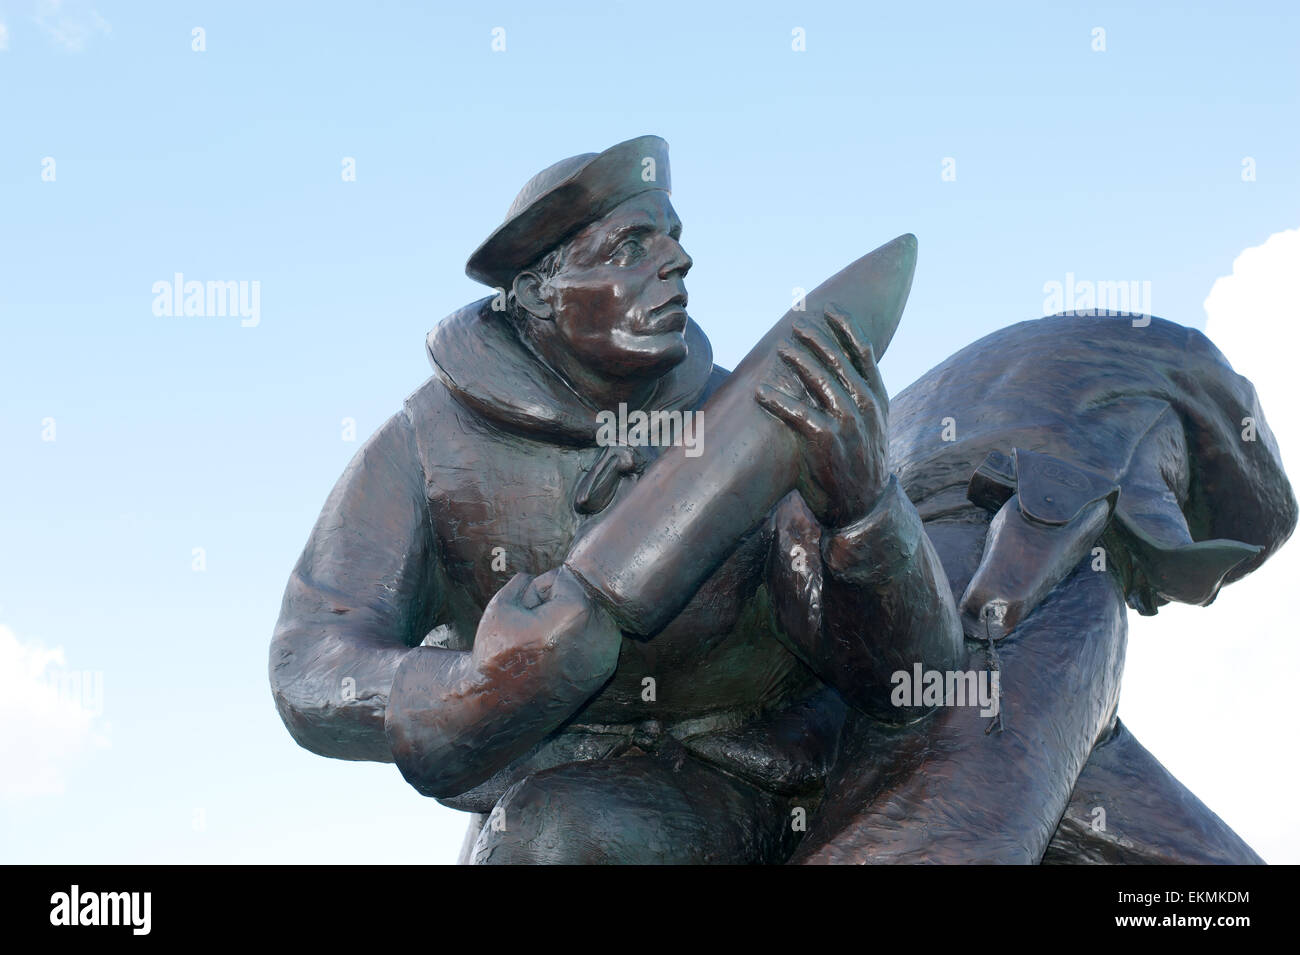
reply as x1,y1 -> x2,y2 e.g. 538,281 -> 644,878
467,136 -> 692,383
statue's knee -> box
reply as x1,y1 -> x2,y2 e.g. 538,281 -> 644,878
469,773 -> 587,865
469,756 -> 789,864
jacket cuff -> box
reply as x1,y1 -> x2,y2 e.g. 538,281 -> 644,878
820,475 -> 922,585
384,647 -> 469,797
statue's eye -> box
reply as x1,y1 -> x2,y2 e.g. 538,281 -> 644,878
613,237 -> 644,260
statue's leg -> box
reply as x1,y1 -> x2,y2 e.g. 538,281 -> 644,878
1044,720 -> 1264,864
456,813 -> 486,865
792,520 -> 1128,864
470,753 -> 793,864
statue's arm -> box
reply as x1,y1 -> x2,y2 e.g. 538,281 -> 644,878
768,476 -> 964,721
754,306 -> 962,720
269,407 -> 439,762
270,406 -> 620,796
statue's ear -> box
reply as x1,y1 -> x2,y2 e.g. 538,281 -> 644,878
512,270 -> 553,321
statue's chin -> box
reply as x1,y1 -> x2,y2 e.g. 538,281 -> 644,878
603,330 -> 689,379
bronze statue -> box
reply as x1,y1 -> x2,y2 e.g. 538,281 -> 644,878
269,135 -> 1295,864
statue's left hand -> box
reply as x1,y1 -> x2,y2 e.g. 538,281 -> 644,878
756,304 -> 889,529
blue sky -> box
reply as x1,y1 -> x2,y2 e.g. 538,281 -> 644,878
1,1 -> 1297,863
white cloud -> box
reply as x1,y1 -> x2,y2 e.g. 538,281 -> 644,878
32,0 -> 110,53
0,20 -> 10,51
1121,227 -> 1300,862
1203,227 -> 1300,449
0,624 -> 111,800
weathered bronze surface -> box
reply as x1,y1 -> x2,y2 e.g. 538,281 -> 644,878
270,135 -> 1295,864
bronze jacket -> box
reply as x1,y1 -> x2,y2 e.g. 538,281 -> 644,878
269,298 -> 962,811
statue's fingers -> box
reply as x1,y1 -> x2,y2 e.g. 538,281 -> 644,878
541,565 -> 596,608
530,567 -> 598,630
528,567 -> 562,603
496,571 -> 541,610
756,385 -> 830,441
824,309 -> 888,414
822,306 -> 868,368
792,320 -> 874,414
778,341 -> 848,416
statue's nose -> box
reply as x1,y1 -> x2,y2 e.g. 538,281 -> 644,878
659,240 -> 692,280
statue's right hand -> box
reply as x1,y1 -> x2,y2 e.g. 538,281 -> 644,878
471,566 -> 622,694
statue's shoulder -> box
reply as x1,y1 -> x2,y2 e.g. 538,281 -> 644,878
399,371 -> 469,465
701,363 -> 730,402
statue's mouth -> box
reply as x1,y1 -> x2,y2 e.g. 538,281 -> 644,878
645,309 -> 688,334
645,295 -> 689,333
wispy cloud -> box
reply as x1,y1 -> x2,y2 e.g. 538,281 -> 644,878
0,623 -> 111,800
32,0 -> 111,53
0,20 -> 10,51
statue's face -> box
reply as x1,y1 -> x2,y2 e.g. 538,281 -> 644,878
541,191 -> 693,379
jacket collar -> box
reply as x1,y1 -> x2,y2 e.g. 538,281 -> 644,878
427,296 -> 714,447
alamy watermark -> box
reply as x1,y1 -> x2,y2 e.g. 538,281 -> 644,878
1043,272 -> 1151,326
40,668 -> 104,718
891,663 -> 1000,718
595,403 -> 704,458
50,885 -> 151,935
152,273 -> 260,327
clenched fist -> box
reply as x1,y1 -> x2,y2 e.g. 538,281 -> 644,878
472,566 -> 622,697
386,565 -> 622,798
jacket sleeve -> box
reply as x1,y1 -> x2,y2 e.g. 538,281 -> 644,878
269,405 -> 442,762
767,474 -> 964,722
